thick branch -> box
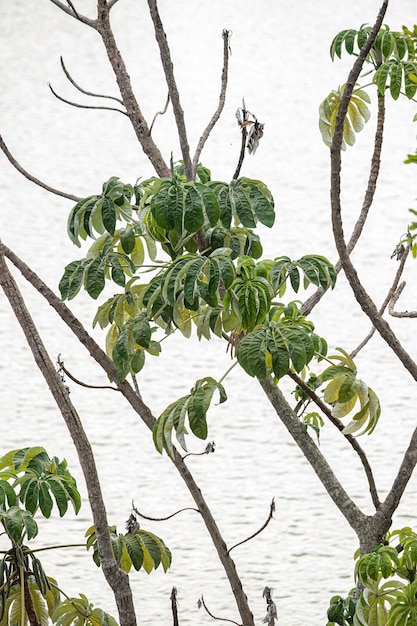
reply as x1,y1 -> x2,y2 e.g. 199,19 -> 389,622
330,2 -> 417,382
192,30 -> 231,178
146,0 -> 192,179
258,377 -> 368,534
0,251 -> 137,626
0,134 -> 81,202
1,243 -> 254,626
95,1 -> 171,177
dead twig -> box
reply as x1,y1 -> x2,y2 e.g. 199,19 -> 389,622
171,587 -> 179,626
57,354 -> 121,392
0,134 -> 81,202
60,56 -> 124,105
198,596 -> 241,626
262,587 -> 277,626
227,498 -> 275,554
183,441 -> 216,459
132,502 -> 200,521
49,0 -> 96,27
48,82 -> 128,115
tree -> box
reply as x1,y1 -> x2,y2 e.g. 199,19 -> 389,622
1,1 -> 417,625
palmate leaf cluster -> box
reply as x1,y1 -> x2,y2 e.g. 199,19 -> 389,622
320,24 -> 417,148
327,528 -> 417,626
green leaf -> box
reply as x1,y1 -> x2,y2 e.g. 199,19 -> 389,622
2,506 -> 38,542
39,482 -> 54,518
85,257 -> 106,299
230,180 -> 256,228
236,329 -> 267,378
101,197 -> 117,235
184,185 -> 204,233
119,226 -> 136,254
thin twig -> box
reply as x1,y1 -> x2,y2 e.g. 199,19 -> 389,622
0,134 -> 81,202
149,93 -> 170,133
233,125 -> 247,180
389,281 -> 417,318
60,56 -> 124,105
288,370 -> 380,508
227,499 -> 275,554
198,596 -> 241,626
192,30 -> 232,178
49,0 -> 96,28
351,245 -> 410,357
57,354 -> 121,392
183,441 -> 216,460
66,0 -> 80,20
48,82 -> 128,115
132,502 -> 200,521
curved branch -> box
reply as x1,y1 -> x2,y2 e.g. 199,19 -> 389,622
49,0 -> 96,27
330,1 -> 417,382
302,91 -> 386,316
192,29 -> 232,178
146,0 -> 192,179
48,82 -> 128,115
132,503 -> 200,521
258,376 -> 368,534
198,596 -> 241,626
287,371 -> 380,508
0,134 -> 81,202
227,498 -> 275,554
60,56 -> 124,105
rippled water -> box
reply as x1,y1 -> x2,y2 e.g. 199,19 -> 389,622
1,1 -> 417,624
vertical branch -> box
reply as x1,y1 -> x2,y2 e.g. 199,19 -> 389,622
0,251 -> 138,626
95,0 -> 171,177
192,29 -> 232,177
147,0 -> 192,180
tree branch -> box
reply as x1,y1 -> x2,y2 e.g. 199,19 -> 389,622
330,1 -> 417,382
227,499 -> 275,554
389,281 -> 417,318
146,0 -> 192,179
192,29 -> 232,178
350,245 -> 410,357
48,81 -> 128,115
381,427 -> 417,518
258,376 -> 368,534
0,250 -> 137,626
95,0 -> 171,177
0,134 -> 81,202
49,0 -> 96,27
198,596 -> 241,626
287,370 -> 380,509
59,56 -> 124,105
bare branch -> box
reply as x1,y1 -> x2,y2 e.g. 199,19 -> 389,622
183,441 -> 216,459
381,426 -> 417,518
60,56 -> 124,105
107,0 -> 121,8
227,499 -> 275,554
288,370 -> 380,508
0,134 -> 81,202
48,82 -> 128,115
132,502 -> 200,521
57,354 -> 121,392
49,0 -> 96,27
389,281 -> 417,318
192,29 -> 232,177
198,596 -> 241,626
149,93 -> 170,133
171,587 -> 179,626
351,245 -> 410,357
147,0 -> 192,179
